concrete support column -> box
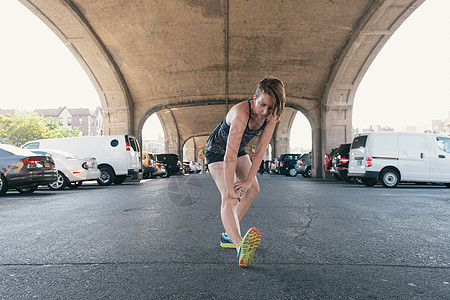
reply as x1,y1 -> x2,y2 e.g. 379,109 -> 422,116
272,109 -> 297,159
307,105 -> 322,178
104,108 -> 132,135
274,135 -> 289,159
157,109 -> 180,156
318,103 -> 354,178
183,138 -> 196,162
197,147 -> 206,172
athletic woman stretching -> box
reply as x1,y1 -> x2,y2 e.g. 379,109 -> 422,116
205,77 -> 285,267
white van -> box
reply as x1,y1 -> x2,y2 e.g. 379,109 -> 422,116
22,135 -> 142,186
348,132 -> 450,188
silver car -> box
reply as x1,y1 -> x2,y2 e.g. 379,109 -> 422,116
296,152 -> 312,178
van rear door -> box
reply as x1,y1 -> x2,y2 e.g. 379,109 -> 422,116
398,134 -> 430,181
349,135 -> 368,175
125,135 -> 142,173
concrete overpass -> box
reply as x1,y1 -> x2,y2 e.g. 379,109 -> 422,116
19,0 -> 424,177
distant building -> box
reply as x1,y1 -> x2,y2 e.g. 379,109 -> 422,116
34,106 -> 104,136
361,124 -> 394,133
143,132 -> 165,153
353,124 -> 395,137
431,111 -> 449,134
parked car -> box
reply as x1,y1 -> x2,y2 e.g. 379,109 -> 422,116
276,153 -> 302,176
296,152 -> 312,177
330,143 -> 352,183
270,159 -> 278,174
152,161 -> 168,178
183,161 -> 202,174
22,135 -> 142,186
348,132 -> 450,188
30,149 -> 100,190
324,147 -> 337,174
142,152 -> 157,179
154,154 -> 183,176
194,162 -> 202,173
183,161 -> 197,174
0,144 -> 57,195
323,153 -> 331,173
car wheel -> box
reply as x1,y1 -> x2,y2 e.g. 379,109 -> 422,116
306,167 -> 312,178
17,185 -> 38,193
48,171 -> 68,190
361,178 -> 377,187
288,168 -> 297,177
0,174 -> 8,196
380,168 -> 400,188
97,166 -> 115,186
69,181 -> 82,188
114,175 -> 127,185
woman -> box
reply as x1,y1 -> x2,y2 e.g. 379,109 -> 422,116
205,77 -> 286,267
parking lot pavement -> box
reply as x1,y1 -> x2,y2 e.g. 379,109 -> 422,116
0,174 -> 448,299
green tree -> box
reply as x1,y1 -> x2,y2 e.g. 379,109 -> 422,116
0,113 -> 80,146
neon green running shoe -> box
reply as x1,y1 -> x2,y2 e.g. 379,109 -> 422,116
220,233 -> 236,249
237,227 -> 261,268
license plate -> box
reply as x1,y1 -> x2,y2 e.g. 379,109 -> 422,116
357,160 -> 362,165
44,162 -> 50,167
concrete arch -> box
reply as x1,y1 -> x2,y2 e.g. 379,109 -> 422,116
19,0 -> 134,134
140,101 -> 319,164
319,0 -> 425,177
21,0 -> 425,178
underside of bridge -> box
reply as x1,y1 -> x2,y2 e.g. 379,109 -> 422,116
20,0 -> 423,177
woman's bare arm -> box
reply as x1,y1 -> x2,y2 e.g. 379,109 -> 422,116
223,104 -> 248,199
233,118 -> 276,194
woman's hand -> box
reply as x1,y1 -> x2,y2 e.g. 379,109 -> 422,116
226,190 -> 241,200
233,180 -> 252,197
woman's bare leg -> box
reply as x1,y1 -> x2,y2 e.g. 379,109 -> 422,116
208,161 -> 242,251
235,155 -> 260,222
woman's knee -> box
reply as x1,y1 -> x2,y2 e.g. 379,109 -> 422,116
221,195 -> 240,209
249,181 -> 260,195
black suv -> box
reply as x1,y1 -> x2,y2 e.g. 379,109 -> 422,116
276,153 -> 302,176
154,154 -> 183,176
330,143 -> 352,182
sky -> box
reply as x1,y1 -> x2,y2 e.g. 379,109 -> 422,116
1,0 -> 449,148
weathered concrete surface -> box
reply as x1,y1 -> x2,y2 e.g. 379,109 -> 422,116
0,173 -> 448,299
18,0 -> 425,175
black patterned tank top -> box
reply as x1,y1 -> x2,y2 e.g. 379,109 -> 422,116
206,100 -> 267,155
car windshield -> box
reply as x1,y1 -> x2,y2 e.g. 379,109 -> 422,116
0,144 -> 36,157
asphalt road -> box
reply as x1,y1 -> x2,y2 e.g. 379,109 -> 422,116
0,173 -> 448,299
